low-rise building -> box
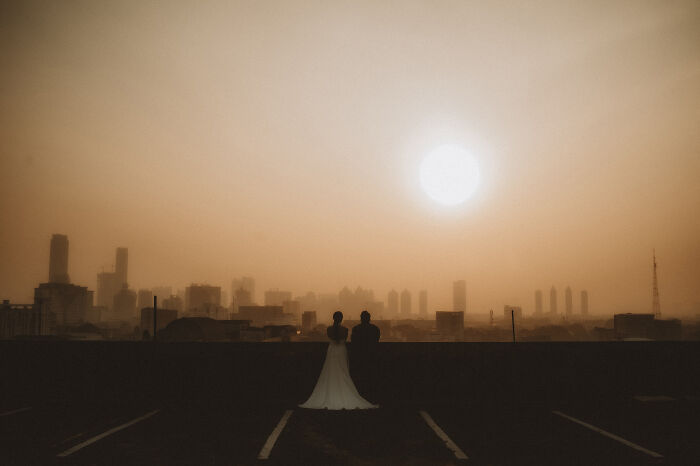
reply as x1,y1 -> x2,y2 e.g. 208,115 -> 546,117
614,313 -> 682,340
436,311 -> 464,339
0,300 -> 40,338
140,307 -> 179,335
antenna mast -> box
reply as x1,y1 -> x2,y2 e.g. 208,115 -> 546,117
652,249 -> 661,318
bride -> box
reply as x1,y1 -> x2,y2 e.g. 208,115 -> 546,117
299,311 -> 378,410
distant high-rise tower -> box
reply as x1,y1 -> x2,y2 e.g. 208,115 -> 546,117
418,290 -> 428,316
549,286 -> 557,314
565,286 -> 573,316
387,290 -> 398,317
400,289 -> 411,316
453,280 -> 466,313
49,234 -> 70,284
232,276 -> 255,305
580,290 -> 589,316
652,250 -> 661,317
535,290 -> 543,315
115,247 -> 128,289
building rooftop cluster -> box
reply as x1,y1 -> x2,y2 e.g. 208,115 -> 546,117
2,235 -> 696,342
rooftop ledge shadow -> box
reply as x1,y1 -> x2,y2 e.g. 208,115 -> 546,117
1,341 -> 698,408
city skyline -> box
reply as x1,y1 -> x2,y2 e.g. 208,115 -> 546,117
1,1 -> 699,317
4,232 -> 659,320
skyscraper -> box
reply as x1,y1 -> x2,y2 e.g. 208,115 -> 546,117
419,290 -> 427,316
97,272 -> 118,309
387,290 -> 398,317
550,286 -> 557,314
400,289 -> 411,316
186,284 -> 222,317
96,247 -> 129,310
115,247 -> 128,289
534,290 -> 543,315
233,287 -> 252,312
565,286 -> 573,316
453,280 -> 466,313
580,290 -> 589,316
49,234 -> 70,284
232,276 -> 255,305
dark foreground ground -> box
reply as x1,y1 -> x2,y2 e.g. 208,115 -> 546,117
1,341 -> 699,465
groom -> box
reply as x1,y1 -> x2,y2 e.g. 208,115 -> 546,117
351,310 -> 381,402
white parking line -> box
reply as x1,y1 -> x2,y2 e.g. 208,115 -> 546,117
258,410 -> 293,460
52,431 -> 86,447
0,407 -> 32,417
56,410 -> 160,457
419,410 -> 469,460
552,410 -> 663,458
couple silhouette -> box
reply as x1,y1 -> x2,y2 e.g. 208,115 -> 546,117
299,310 -> 380,410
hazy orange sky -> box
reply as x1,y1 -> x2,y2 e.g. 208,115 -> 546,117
1,1 -> 699,316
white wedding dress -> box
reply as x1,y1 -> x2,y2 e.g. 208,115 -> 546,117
299,338 -> 378,410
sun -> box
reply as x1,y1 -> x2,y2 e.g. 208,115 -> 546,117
419,144 -> 480,206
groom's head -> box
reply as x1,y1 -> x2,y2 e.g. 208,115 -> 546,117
360,310 -> 371,323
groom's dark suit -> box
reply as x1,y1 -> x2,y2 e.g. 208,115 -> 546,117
351,320 -> 380,402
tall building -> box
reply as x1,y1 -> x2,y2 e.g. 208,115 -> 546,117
115,247 -> 128,289
418,290 -> 428,316
453,280 -> 466,313
232,277 -> 255,305
565,286 -> 573,316
233,287 -> 252,312
186,284 -> 221,317
49,234 -> 70,284
534,290 -> 543,315
400,289 -> 411,316
34,282 -> 92,331
338,286 -> 375,320
387,290 -> 398,317
96,247 -> 130,310
264,289 -> 293,306
581,290 -> 589,316
137,289 -> 153,310
549,286 -> 557,314
97,272 -> 119,309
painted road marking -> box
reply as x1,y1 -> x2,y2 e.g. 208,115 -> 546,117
419,410 -> 469,460
56,410 -> 159,457
258,410 -> 294,460
0,407 -> 32,417
552,410 -> 663,458
634,395 -> 674,402
52,431 -> 86,447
